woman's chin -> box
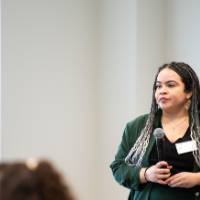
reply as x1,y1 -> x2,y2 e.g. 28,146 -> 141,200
159,105 -> 172,112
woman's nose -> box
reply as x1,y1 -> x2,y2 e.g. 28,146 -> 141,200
159,86 -> 167,94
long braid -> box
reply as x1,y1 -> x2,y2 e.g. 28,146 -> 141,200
125,62 -> 200,167
125,76 -> 159,166
183,66 -> 200,167
172,63 -> 200,167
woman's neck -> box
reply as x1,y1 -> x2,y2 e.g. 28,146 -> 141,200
162,109 -> 188,121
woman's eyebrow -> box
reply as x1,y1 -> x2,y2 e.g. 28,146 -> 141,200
156,80 -> 177,84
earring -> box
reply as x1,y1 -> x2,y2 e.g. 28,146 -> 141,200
185,99 -> 191,111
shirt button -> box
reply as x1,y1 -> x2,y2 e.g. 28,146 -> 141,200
195,192 -> 200,197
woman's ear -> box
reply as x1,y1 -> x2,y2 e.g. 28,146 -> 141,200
186,91 -> 192,99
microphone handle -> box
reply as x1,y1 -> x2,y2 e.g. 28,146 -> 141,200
156,138 -> 164,161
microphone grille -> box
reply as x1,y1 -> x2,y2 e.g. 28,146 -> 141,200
153,128 -> 165,139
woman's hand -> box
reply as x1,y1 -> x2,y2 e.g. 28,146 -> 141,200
166,172 -> 200,188
145,161 -> 172,184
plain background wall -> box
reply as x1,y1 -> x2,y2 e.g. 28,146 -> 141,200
135,0 -> 166,115
2,0 -> 99,199
1,0 -> 200,200
0,0 -> 1,159
97,0 -> 138,198
165,0 -> 200,74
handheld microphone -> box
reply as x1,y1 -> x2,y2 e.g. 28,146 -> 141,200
153,128 -> 165,161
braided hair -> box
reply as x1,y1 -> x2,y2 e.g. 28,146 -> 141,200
125,62 -> 200,167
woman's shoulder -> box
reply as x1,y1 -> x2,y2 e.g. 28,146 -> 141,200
122,114 -> 149,141
126,113 -> 149,130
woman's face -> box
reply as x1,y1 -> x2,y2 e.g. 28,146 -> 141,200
155,68 -> 192,113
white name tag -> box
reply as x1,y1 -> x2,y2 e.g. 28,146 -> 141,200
175,140 -> 197,155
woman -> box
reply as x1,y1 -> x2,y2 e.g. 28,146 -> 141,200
110,62 -> 200,200
0,159 -> 75,200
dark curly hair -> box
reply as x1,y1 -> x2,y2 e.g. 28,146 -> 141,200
125,62 -> 200,167
0,160 -> 75,200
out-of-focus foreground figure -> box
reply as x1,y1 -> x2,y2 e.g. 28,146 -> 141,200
0,159 -> 75,200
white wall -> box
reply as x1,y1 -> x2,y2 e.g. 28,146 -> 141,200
136,0 -> 165,115
2,0 -> 98,199
98,0 -> 138,199
0,0 -> 2,160
2,0 -> 200,200
165,0 -> 200,75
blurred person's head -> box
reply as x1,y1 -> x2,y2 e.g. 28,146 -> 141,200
0,159 -> 74,200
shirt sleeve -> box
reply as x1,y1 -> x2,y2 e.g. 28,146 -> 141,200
110,115 -> 147,190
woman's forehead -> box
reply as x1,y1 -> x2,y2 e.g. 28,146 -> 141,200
156,68 -> 182,82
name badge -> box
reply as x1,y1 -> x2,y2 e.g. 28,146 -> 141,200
175,140 -> 197,155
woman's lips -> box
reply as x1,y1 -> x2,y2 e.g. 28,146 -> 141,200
158,97 -> 169,103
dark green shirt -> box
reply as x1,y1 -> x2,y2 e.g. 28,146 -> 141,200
110,113 -> 200,200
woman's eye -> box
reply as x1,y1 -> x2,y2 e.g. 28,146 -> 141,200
155,85 -> 161,89
168,84 -> 175,87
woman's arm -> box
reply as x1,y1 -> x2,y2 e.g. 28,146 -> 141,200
110,125 -> 141,190
139,168 -> 148,184
110,115 -> 148,190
